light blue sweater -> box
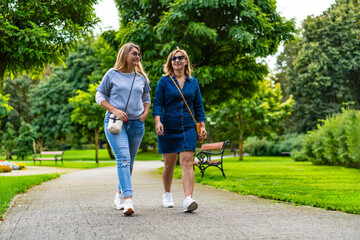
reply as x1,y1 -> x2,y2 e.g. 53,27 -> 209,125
95,69 -> 151,120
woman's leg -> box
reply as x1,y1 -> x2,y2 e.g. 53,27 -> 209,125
179,151 -> 195,197
126,120 -> 145,175
162,153 -> 177,193
105,122 -> 133,200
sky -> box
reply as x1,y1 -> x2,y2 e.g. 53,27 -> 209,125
94,0 -> 336,70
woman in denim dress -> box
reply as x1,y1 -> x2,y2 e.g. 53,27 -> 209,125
95,43 -> 151,215
153,48 -> 207,212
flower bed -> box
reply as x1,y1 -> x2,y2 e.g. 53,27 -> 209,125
0,165 -> 12,173
0,160 -> 26,171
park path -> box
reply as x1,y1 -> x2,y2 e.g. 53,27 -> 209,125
0,161 -> 359,240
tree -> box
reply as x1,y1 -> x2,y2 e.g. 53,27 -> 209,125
30,71 -> 74,150
210,78 -> 294,160
69,83 -> 106,163
1,122 -> 16,159
0,93 -> 12,119
0,0 -> 99,89
13,121 -> 37,160
115,0 -> 296,107
279,0 -> 360,132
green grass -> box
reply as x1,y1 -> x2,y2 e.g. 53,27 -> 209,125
1,149 -> 163,161
173,156 -> 360,214
22,161 -> 117,169
0,174 -> 60,219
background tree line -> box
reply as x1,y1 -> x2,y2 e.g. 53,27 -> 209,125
5,0 -> 358,164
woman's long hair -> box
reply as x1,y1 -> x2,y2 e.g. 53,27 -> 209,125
163,47 -> 192,78
113,42 -> 149,82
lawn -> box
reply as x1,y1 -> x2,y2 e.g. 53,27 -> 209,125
1,149 -> 164,162
173,156 -> 360,214
0,174 -> 60,219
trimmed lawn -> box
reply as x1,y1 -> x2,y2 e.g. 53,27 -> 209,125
1,149 -> 163,161
22,161 -> 117,169
0,174 -> 60,219
173,156 -> 360,214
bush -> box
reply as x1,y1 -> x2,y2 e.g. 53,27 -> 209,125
243,134 -> 305,156
293,108 -> 360,168
0,165 -> 12,173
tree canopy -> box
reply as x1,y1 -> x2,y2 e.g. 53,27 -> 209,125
115,0 -> 296,107
277,0 -> 360,132
0,0 -> 99,89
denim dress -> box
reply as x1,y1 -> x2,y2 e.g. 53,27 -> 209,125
153,75 -> 206,153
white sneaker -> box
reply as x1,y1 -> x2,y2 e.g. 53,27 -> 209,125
123,199 -> 135,215
183,195 -> 198,212
114,192 -> 124,210
163,192 -> 174,208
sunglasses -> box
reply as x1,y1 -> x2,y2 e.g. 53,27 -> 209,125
130,51 -> 142,58
171,56 -> 185,62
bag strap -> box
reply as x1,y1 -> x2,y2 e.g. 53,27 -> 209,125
110,71 -> 136,121
168,75 -> 198,124
124,71 -> 137,112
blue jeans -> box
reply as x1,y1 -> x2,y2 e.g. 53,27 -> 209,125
104,117 -> 145,198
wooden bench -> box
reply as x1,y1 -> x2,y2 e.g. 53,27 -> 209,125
33,151 -> 64,165
193,140 -> 231,178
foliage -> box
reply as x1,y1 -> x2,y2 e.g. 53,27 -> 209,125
69,83 -> 106,163
293,108 -> 360,168
0,93 -> 12,119
12,121 -> 38,160
0,174 -> 60,218
69,83 -> 105,131
115,0 -> 296,107
0,122 -> 16,159
243,134 -> 304,156
0,165 -> 12,173
172,156 -> 360,214
277,0 -> 360,132
30,40 -> 104,149
210,78 -> 294,159
0,0 -> 99,88
30,71 -> 74,148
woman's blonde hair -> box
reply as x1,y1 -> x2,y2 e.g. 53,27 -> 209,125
163,47 -> 192,78
113,42 -> 149,82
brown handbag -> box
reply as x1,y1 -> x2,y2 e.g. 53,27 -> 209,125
169,75 -> 204,143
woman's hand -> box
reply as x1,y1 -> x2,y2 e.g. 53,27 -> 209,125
112,108 -> 128,121
139,112 -> 148,122
155,118 -> 164,136
199,126 -> 207,140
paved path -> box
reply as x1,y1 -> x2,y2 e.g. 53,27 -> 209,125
1,161 -> 359,240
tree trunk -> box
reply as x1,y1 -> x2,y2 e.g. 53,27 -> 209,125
6,151 -> 12,160
95,126 -> 99,164
238,134 -> 243,161
105,136 -> 115,159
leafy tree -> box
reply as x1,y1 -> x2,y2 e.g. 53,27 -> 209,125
1,122 -> 16,159
210,79 -> 294,160
30,40 -> 104,150
0,93 -> 12,119
279,0 -> 360,132
69,83 -> 106,163
115,0 -> 296,107
13,121 -> 37,160
30,70 -> 74,150
0,0 -> 99,89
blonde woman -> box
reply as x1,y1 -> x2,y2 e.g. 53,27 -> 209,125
153,48 -> 207,212
95,43 -> 151,215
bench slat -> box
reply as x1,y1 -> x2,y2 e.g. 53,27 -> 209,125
40,151 -> 63,155
200,142 -> 224,151
34,158 -> 59,160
